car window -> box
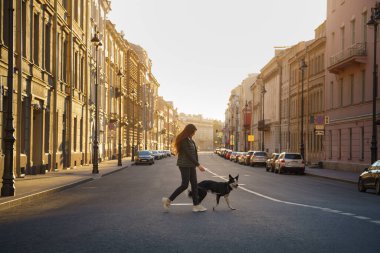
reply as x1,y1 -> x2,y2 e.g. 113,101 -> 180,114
255,152 -> 267,156
285,154 -> 302,159
138,151 -> 151,155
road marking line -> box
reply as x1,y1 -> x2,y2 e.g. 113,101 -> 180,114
354,216 -> 370,220
371,220 -> 380,224
205,168 -> 379,226
171,203 -> 193,206
341,212 -> 355,216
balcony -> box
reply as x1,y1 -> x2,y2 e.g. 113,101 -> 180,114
257,120 -> 270,131
328,43 -> 367,74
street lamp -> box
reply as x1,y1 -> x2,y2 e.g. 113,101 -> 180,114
117,69 -> 124,166
368,2 -> 380,163
243,101 -> 249,152
144,102 -> 148,150
91,27 -> 102,174
235,106 -> 239,151
131,90 -> 136,161
261,84 -> 266,151
299,59 -> 307,160
1,1 -> 15,196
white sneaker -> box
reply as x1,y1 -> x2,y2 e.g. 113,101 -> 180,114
162,197 -> 171,211
192,204 -> 207,212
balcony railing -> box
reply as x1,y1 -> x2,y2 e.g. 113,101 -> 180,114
328,43 -> 367,73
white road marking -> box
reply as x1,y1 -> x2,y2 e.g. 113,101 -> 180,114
170,203 -> 193,206
204,168 -> 379,226
354,216 -> 370,220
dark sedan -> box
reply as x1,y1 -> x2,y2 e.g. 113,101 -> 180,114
358,160 -> 380,194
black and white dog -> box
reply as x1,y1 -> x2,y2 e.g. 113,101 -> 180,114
189,174 -> 239,211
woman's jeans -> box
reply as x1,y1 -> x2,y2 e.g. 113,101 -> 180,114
169,167 -> 199,205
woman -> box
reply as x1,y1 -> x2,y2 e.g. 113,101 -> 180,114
162,124 -> 207,212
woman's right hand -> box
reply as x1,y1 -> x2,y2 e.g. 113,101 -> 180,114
198,165 -> 206,172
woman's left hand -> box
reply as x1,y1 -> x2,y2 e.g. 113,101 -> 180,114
198,165 -> 206,172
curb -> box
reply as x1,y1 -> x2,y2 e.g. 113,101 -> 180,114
0,165 -> 128,211
0,178 -> 94,211
305,172 -> 357,185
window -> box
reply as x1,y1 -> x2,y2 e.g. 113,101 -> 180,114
22,1 -> 26,57
338,129 -> 341,160
74,117 -> 77,152
361,70 -> 365,102
349,128 -> 352,160
351,19 -> 356,45
330,81 -> 334,109
350,74 -> 354,105
339,78 -> 343,107
360,127 -> 364,160
63,39 -> 68,82
33,14 -> 39,65
341,26 -> 345,50
362,11 -> 367,43
45,22 -> 51,72
329,131 -> 333,159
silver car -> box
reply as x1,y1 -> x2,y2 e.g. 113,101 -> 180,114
275,152 -> 305,174
249,151 -> 267,167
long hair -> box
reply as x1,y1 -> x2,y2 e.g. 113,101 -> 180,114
173,124 -> 197,155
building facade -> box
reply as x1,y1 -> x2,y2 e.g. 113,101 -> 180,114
325,0 -> 377,171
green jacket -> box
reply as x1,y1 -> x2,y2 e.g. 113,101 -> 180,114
176,137 -> 199,167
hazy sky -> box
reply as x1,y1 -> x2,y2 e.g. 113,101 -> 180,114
108,0 -> 327,121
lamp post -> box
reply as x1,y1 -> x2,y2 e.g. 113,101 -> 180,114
91,27 -> 102,174
117,69 -> 124,166
243,101 -> 248,152
299,59 -> 307,160
368,3 -> 380,163
1,0 -> 15,196
235,106 -> 239,151
131,90 -> 136,161
261,84 -> 266,151
144,102 -> 148,150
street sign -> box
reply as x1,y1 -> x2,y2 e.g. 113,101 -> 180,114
248,135 -> 254,142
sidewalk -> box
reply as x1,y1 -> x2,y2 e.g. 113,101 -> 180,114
305,166 -> 361,184
0,157 -> 132,211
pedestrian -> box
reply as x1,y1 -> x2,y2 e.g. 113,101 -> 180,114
162,124 -> 207,212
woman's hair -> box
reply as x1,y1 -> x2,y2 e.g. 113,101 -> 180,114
173,124 -> 197,155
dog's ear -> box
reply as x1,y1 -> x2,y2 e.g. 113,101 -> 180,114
229,174 -> 233,180
235,174 -> 239,180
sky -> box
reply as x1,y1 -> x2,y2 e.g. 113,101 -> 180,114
108,0 -> 327,121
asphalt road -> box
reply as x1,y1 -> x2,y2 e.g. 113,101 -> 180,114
0,153 -> 379,253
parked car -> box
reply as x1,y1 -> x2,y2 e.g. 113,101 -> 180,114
135,150 -> 154,165
238,152 -> 248,164
242,151 -> 255,165
274,152 -> 305,174
163,150 -> 172,157
358,160 -> 380,194
151,150 -> 162,160
249,151 -> 268,167
229,152 -> 238,162
225,151 -> 233,160
266,153 -> 279,172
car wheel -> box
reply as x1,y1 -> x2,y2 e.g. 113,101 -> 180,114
375,180 -> 380,195
278,167 -> 283,174
358,178 -> 366,192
